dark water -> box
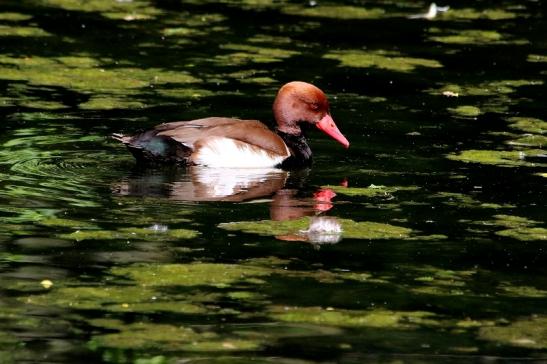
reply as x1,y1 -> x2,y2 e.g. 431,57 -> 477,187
1,0 -> 546,363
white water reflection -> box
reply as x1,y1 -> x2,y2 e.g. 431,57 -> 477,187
302,216 -> 343,244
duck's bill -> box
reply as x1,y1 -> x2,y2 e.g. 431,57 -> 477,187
316,114 -> 350,148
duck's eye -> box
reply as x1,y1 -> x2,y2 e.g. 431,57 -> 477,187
309,103 -> 320,111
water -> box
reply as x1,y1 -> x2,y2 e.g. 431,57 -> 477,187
0,0 -> 546,363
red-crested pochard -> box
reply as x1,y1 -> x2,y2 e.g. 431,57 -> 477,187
113,81 -> 349,169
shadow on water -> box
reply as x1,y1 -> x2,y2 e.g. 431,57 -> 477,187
0,0 -> 546,363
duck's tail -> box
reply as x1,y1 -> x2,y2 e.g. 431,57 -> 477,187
111,133 -> 133,144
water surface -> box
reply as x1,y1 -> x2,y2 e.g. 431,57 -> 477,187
0,0 -> 546,363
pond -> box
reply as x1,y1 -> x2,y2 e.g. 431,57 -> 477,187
0,0 -> 546,363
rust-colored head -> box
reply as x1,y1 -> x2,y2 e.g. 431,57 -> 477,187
273,81 -> 349,148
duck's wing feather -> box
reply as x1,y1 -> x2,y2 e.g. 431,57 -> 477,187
156,117 -> 289,157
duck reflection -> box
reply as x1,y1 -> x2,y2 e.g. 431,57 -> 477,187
114,166 -> 288,202
113,167 -> 343,245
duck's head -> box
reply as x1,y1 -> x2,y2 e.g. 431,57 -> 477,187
273,81 -> 349,148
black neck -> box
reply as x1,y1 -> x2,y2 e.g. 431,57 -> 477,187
276,130 -> 313,169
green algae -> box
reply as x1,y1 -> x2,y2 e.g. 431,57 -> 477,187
219,217 -> 412,240
269,306 -> 436,329
430,192 -> 490,209
0,54 -> 202,110
499,284 -> 547,298
448,105 -> 482,118
111,262 -> 270,287
24,285 -> 209,314
38,217 -> 98,229
44,0 -> 162,20
496,227 -> 547,241
21,262 -> 275,315
0,0 -> 545,360
428,29 -> 526,45
507,117 -> 547,135
471,215 -> 547,241
423,79 -> 541,98
79,96 -> 146,110
324,50 -> 442,73
528,54 -> 547,63
480,317 -> 547,349
412,267 -> 475,281
247,34 -> 293,45
447,149 -> 545,167
0,25 -> 52,37
162,27 -> 201,37
431,192 -> 516,210
227,291 -> 266,301
233,74 -> 277,85
182,13 -> 227,27
161,13 -> 227,39
60,227 -> 200,241
89,319 -> 261,352
217,44 -> 298,64
0,12 -> 32,21
508,134 -> 547,148
282,5 -> 385,19
443,8 -> 518,21
429,29 -> 503,44
445,111 -> 545,167
322,184 -> 419,198
154,88 -> 214,100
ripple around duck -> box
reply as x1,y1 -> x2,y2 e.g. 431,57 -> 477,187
0,149 -> 128,208
10,155 -> 91,178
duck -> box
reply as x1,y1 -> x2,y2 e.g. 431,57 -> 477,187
112,81 -> 349,169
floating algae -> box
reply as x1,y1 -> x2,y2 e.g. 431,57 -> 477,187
324,49 -> 442,73
219,217 -> 412,240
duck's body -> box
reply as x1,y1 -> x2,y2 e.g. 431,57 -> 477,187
113,82 -> 349,169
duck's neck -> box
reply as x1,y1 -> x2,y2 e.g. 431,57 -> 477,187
276,130 -> 312,169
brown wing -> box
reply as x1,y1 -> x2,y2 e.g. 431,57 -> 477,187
156,117 -> 289,157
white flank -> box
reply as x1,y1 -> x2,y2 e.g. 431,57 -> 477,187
192,137 -> 287,168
